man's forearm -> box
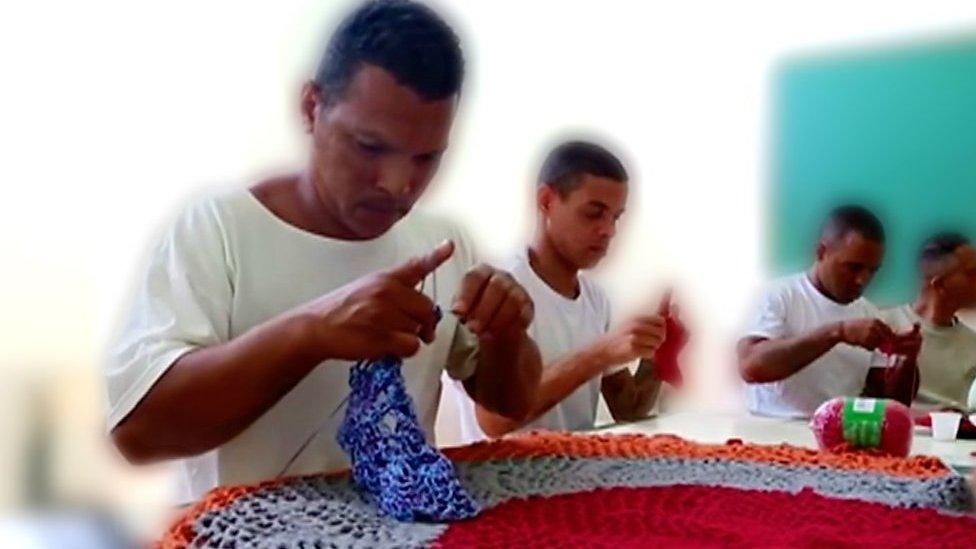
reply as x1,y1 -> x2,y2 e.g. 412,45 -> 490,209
112,312 -> 322,463
739,323 -> 843,383
466,331 -> 542,427
603,359 -> 661,422
474,343 -> 609,438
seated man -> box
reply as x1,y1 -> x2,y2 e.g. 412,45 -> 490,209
451,140 -> 682,441
106,0 -> 541,503
738,205 -> 919,418
882,232 -> 976,410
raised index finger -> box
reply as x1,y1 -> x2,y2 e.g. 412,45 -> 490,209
385,240 -> 455,286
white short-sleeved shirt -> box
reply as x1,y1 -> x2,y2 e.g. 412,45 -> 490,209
881,304 -> 976,409
106,189 -> 478,503
450,249 -> 617,443
743,273 -> 880,419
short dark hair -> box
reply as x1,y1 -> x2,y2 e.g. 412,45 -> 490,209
820,204 -> 886,245
919,231 -> 970,277
537,140 -> 628,196
315,0 -> 464,105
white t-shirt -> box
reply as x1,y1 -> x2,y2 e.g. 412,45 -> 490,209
881,304 -> 976,409
451,249 -> 616,443
106,189 -> 478,503
743,273 -> 880,419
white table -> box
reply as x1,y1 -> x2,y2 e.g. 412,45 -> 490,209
598,411 -> 976,474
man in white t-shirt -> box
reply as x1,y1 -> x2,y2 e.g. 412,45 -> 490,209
106,0 -> 542,503
738,205 -> 921,418
452,140 -> 679,441
881,233 -> 976,410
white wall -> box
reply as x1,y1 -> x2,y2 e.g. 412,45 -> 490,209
2,0 -> 974,538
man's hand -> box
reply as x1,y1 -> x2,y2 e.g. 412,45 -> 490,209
594,293 -> 670,367
882,324 -> 922,357
595,316 -> 666,366
451,264 -> 534,339
296,240 -> 455,360
839,318 -> 894,351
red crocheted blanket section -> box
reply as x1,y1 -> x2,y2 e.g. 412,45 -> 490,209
434,484 -> 976,548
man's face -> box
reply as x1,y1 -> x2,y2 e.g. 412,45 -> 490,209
304,65 -> 456,239
937,245 -> 976,310
541,174 -> 627,270
815,231 -> 885,304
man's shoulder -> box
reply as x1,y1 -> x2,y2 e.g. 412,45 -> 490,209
149,189 -> 243,249
769,272 -> 806,289
851,295 -> 881,316
758,273 -> 807,302
878,303 -> 914,327
956,318 -> 976,341
502,248 -> 532,280
172,187 -> 252,229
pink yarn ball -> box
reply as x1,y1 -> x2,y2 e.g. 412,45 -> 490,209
810,397 -> 912,457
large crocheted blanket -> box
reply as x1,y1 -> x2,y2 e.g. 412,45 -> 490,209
160,432 -> 976,548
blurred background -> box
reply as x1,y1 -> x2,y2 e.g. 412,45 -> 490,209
2,0 -> 975,545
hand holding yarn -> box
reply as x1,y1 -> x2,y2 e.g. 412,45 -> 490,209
294,240 -> 456,360
879,323 -> 922,357
595,293 -> 670,366
451,263 -> 534,340
838,318 -> 894,351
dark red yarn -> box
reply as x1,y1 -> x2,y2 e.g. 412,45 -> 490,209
654,314 -> 687,386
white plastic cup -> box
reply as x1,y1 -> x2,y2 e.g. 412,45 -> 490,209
930,412 -> 962,441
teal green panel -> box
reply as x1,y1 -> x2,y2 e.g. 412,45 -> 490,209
771,34 -> 976,304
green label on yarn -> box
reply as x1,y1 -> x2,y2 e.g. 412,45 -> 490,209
842,398 -> 885,447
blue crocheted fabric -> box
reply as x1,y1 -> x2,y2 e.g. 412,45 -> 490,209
337,313 -> 481,523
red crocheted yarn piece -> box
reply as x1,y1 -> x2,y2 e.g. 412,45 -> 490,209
443,432 -> 951,479
434,485 -> 976,549
653,314 -> 686,386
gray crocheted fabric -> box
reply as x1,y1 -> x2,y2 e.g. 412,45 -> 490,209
182,453 -> 974,548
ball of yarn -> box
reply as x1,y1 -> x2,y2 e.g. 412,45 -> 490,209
810,397 -> 913,457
